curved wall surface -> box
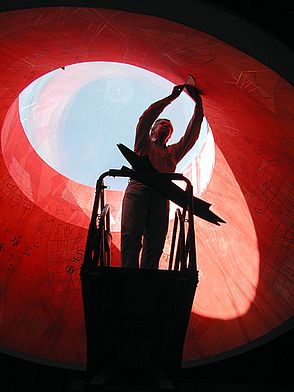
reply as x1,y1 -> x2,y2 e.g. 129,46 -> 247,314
0,5 -> 293,368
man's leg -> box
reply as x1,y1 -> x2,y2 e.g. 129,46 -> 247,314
140,195 -> 169,269
121,185 -> 148,268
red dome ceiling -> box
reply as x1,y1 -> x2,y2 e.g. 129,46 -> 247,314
0,5 -> 293,368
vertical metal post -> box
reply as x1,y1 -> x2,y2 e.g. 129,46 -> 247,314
168,212 -> 178,270
187,183 -> 197,272
83,177 -> 103,268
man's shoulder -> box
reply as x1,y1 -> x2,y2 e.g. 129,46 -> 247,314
166,142 -> 179,151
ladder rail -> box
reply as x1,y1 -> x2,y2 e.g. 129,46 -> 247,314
82,167 -> 197,273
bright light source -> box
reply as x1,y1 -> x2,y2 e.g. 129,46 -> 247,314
19,62 -> 213,190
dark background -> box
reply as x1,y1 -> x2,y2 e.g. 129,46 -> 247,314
0,1 -> 293,391
201,0 -> 294,51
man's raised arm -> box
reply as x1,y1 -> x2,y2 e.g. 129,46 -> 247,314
172,86 -> 204,162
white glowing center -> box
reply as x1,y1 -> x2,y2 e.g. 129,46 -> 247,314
19,62 -> 214,191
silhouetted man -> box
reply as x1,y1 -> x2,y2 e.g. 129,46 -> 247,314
121,82 -> 203,269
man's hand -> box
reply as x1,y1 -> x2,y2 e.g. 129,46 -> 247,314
185,84 -> 201,100
185,85 -> 203,109
170,84 -> 185,99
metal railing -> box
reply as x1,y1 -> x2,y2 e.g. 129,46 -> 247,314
82,167 -> 197,273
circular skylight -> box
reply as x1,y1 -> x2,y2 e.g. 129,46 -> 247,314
19,61 -> 212,190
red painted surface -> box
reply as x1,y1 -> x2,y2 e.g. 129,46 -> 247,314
0,7 -> 293,367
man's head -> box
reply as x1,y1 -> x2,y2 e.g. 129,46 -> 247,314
150,118 -> 173,145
